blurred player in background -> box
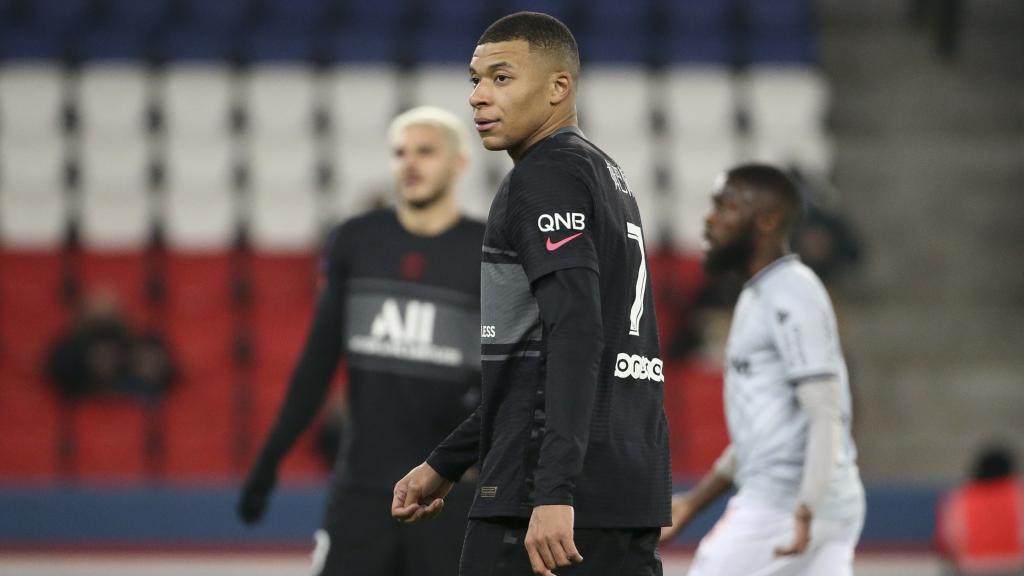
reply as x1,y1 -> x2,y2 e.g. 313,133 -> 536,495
936,444 -> 1024,575
392,12 -> 670,576
238,106 -> 485,576
661,164 -> 865,575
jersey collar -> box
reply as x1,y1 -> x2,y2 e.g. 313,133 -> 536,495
744,254 -> 801,289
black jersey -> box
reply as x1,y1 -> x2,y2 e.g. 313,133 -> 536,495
428,127 -> 672,528
256,209 -> 484,493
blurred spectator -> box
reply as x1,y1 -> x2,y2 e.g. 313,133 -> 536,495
909,0 -> 964,61
791,171 -> 863,286
935,444 -> 1024,575
47,288 -> 176,403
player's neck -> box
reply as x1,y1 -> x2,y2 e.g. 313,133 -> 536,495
745,243 -> 790,280
508,109 -> 578,163
397,193 -> 461,237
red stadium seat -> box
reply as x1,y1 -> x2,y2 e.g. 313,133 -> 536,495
663,359 -> 729,477
248,252 -> 318,314
0,374 -> 61,479
69,397 -> 150,481
77,250 -> 151,326
0,250 -> 68,378
161,374 -> 239,480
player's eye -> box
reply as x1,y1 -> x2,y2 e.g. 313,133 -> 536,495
495,74 -> 510,84
469,76 -> 480,86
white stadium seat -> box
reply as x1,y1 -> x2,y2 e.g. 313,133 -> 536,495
0,140 -> 67,247
243,65 -> 316,141
248,139 -> 318,251
745,67 -> 833,175
163,140 -> 236,250
328,65 -> 401,141
0,65 -> 65,142
579,66 -> 652,136
665,67 -> 736,140
162,64 -> 234,143
670,140 -> 740,252
79,141 -> 152,249
78,64 -> 150,143
333,139 -> 394,219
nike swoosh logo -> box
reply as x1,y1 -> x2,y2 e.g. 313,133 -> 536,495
546,232 -> 584,252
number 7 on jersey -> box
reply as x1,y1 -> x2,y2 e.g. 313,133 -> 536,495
626,222 -> 646,336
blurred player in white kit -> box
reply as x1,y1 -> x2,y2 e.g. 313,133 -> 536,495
661,164 -> 865,576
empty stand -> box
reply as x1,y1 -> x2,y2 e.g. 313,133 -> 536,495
0,140 -> 67,248
78,142 -> 153,250
243,65 -> 316,140
247,140 -> 320,251
0,65 -> 65,142
746,67 -> 833,174
77,64 -> 151,142
69,398 -> 149,481
163,140 -> 237,251
161,65 -> 235,142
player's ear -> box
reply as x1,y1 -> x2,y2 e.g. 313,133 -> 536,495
549,71 -> 572,105
755,210 -> 784,235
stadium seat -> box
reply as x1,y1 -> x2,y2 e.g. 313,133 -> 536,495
503,0 -> 574,21
97,0 -> 173,30
0,65 -> 65,141
242,65 -> 316,140
0,25 -> 64,62
325,24 -> 399,64
69,398 -> 149,481
259,0 -> 329,29
0,250 -> 66,378
77,64 -> 150,143
578,66 -> 652,135
332,141 -> 397,219
161,65 -> 234,141
181,0 -> 252,29
0,140 -> 67,249
163,140 -> 237,251
337,0 -> 405,27
78,142 -> 153,250
662,359 -> 728,476
77,25 -> 150,62
0,377 -> 60,478
158,25 -> 236,63
328,65 -> 400,138
242,25 -> 316,63
665,67 -> 736,139
741,0 -> 812,35
248,140 -> 320,251
77,251 -> 150,325
412,26 -> 481,64
746,67 -> 833,174
162,380 -> 239,479
14,0 -> 93,31
248,253 -> 318,315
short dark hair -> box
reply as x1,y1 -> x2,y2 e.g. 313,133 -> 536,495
726,163 -> 802,233
972,444 -> 1016,481
478,12 -> 580,80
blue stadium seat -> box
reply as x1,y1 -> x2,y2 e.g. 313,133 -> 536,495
77,25 -> 149,62
668,0 -> 734,33
421,0 -> 486,26
745,33 -> 814,65
182,0 -> 252,28
339,0 -> 405,27
325,26 -> 399,64
159,25 -> 236,63
98,0 -> 173,30
503,0 -> 574,21
742,0 -> 812,33
243,25 -> 315,63
412,26 -> 481,64
21,0 -> 93,31
663,32 -> 732,65
579,27 -> 649,65
259,0 -> 328,29
0,25 -> 64,61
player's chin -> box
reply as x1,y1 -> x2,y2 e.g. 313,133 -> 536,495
478,134 -> 508,151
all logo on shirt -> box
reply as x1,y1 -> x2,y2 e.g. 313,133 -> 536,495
348,299 -> 463,367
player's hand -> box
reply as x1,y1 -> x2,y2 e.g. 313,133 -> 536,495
391,462 -> 454,523
774,504 -> 812,556
237,461 -> 278,525
660,493 -> 697,542
525,504 -> 583,575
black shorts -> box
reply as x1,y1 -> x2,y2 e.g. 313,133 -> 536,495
459,517 -> 663,576
316,483 -> 474,576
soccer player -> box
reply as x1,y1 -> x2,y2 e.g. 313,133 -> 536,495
237,106 -> 486,576
391,12 -> 670,576
660,164 -> 866,575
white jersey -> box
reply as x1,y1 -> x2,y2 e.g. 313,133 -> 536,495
724,255 -> 863,519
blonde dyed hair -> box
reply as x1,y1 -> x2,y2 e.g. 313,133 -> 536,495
388,106 -> 470,157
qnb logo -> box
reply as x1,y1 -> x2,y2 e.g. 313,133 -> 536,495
538,212 -> 585,233
613,353 -> 664,383
349,299 -> 463,367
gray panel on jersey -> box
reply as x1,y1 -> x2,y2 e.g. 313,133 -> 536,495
480,261 -> 541,349
345,279 -> 480,381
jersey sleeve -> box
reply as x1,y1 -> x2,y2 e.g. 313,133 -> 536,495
506,160 -> 599,283
766,281 -> 842,383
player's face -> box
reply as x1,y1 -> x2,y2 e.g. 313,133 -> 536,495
390,124 -> 464,210
469,40 -> 552,154
704,179 -> 757,273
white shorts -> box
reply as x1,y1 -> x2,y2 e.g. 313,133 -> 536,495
688,492 -> 865,576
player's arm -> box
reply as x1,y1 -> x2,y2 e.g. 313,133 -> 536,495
237,286 -> 344,524
660,445 -> 736,542
391,409 -> 480,523
523,267 -> 602,572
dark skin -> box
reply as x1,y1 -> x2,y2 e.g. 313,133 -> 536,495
392,39 -> 584,576
662,176 -> 812,555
